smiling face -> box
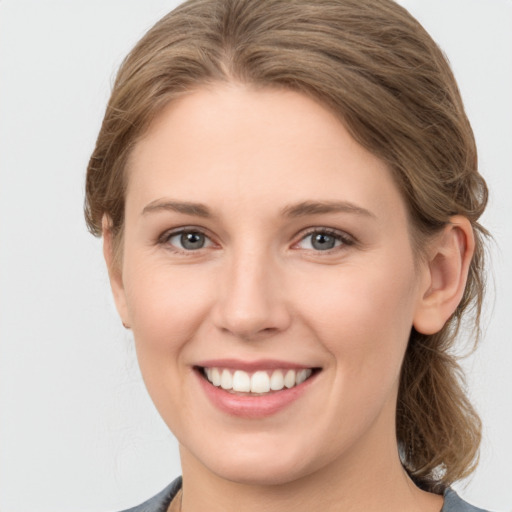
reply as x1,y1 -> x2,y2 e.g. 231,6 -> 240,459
108,84 -> 430,486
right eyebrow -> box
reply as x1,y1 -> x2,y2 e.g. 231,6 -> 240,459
141,199 -> 212,218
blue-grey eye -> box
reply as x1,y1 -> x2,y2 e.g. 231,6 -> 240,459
298,231 -> 344,251
311,233 -> 337,250
182,232 -> 205,250
167,230 -> 211,250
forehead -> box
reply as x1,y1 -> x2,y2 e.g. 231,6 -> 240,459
126,83 -> 407,224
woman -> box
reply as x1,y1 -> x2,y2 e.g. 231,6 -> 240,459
85,0 -> 490,510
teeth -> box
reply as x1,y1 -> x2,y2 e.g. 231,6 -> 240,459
211,368 -> 221,386
296,369 -> 312,385
251,371 -> 270,393
220,369 -> 233,390
284,369 -> 296,388
203,367 -> 314,394
233,370 -> 251,392
270,370 -> 284,390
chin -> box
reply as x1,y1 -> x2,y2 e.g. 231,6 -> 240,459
190,437 -> 325,487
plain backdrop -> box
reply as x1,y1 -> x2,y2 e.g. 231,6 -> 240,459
0,1 -> 511,511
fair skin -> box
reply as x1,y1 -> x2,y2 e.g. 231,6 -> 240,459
104,84 -> 474,512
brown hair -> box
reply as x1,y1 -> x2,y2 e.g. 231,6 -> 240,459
85,0 -> 488,492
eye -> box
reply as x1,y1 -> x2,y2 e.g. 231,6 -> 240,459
164,229 -> 213,251
296,229 -> 352,251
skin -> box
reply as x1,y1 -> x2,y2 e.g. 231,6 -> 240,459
104,84 -> 474,512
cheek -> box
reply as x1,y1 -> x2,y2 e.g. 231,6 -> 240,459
296,258 -> 418,378
121,257 -> 218,425
290,260 -> 419,449
123,256 -> 216,357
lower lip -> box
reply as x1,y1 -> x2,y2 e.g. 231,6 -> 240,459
196,370 -> 318,419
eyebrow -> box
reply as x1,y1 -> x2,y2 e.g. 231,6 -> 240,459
281,200 -> 376,219
142,200 -> 212,217
141,199 -> 375,219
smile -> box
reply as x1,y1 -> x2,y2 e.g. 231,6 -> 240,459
202,367 -> 314,394
194,360 -> 321,418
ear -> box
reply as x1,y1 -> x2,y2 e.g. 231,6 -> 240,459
102,215 -> 130,329
413,216 -> 475,335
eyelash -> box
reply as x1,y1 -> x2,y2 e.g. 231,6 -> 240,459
157,227 -> 215,254
157,227 -> 355,254
294,228 -> 355,253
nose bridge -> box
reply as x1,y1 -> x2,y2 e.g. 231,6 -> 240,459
214,241 -> 289,339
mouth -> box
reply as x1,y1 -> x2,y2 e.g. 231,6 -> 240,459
193,359 -> 322,417
195,365 -> 320,395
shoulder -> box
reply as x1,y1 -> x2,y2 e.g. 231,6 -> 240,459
442,488 -> 492,512
117,477 -> 182,512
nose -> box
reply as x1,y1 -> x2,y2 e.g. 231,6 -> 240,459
212,247 -> 291,341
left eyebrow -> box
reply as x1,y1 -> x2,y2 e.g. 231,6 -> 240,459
280,200 -> 376,219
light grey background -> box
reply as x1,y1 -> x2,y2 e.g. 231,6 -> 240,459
0,1 -> 511,511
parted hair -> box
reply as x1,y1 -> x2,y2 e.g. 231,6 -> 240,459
85,0 -> 488,492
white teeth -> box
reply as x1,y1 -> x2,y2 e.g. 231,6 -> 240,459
220,369 -> 233,390
211,368 -> 221,386
296,369 -> 312,385
251,371 -> 270,393
204,367 -> 314,393
270,370 -> 284,391
233,370 -> 251,392
284,369 -> 296,388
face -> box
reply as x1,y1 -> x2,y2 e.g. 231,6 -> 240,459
110,84 -> 430,485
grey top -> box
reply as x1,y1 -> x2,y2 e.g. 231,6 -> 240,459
119,476 -> 491,512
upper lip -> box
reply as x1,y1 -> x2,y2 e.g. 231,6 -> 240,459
195,358 -> 318,372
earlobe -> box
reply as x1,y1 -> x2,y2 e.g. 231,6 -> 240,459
413,216 -> 475,335
102,215 -> 130,329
